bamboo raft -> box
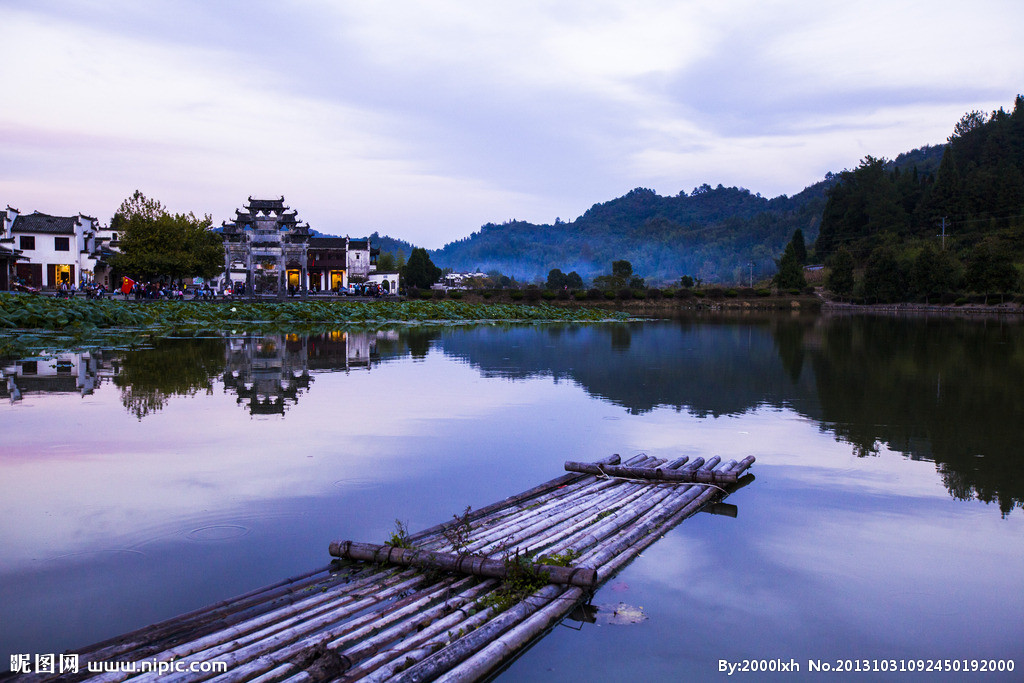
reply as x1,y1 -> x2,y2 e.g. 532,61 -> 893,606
30,453 -> 755,683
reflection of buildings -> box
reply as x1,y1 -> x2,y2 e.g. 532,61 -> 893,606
1,351 -> 115,402
222,331 -> 392,415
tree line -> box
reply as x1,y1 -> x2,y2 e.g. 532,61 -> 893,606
815,95 -> 1024,303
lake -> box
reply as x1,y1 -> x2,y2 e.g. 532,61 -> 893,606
1,313 -> 1022,680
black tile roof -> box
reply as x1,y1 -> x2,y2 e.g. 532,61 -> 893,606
308,237 -> 348,249
12,212 -> 78,235
245,196 -> 288,212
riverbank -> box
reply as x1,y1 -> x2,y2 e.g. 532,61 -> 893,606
0,294 -> 629,333
822,299 -> 1024,316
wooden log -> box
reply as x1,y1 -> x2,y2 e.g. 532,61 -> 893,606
89,568 -> 417,683
389,584 -> 572,683
71,563 -> 345,666
564,460 -> 741,483
170,574 -> 453,683
438,586 -> 588,682
335,579 -> 499,680
465,472 -> 658,556
348,598 -> 498,683
140,571 -> 429,683
407,453 -> 622,544
329,541 -> 598,588
419,455 -> 662,554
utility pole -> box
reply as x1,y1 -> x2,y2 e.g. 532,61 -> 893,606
937,217 -> 948,249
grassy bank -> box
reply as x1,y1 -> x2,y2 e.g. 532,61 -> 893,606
0,294 -> 629,332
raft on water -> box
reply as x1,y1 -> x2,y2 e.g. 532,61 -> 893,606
34,453 -> 755,683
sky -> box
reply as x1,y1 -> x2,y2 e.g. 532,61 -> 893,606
1,1 -> 1022,249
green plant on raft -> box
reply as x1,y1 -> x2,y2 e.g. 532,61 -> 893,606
537,548 -> 581,567
387,519 -> 412,549
442,505 -> 473,556
476,547 -> 551,614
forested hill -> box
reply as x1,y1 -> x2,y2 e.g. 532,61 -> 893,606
427,180 -> 836,284
816,96 -> 1024,264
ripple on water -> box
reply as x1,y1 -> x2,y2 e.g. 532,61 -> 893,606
185,524 -> 252,542
50,548 -> 147,561
331,478 -> 377,489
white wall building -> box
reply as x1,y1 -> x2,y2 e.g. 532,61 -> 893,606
1,207 -> 114,290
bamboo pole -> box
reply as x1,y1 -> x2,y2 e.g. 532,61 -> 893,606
334,579 -> 499,680
87,567 -> 415,683
73,564 -> 347,666
350,603 -> 498,683
417,455 -> 660,555
388,584 -> 571,683
464,475 -> 656,556
564,459 -> 739,483
437,586 -> 587,683
138,571 -> 430,683
406,454 -> 622,544
328,542 -> 598,588
157,575 -> 442,683
206,575 -> 472,683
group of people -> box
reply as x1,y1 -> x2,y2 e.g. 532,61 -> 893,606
119,279 -> 219,301
53,281 -> 107,299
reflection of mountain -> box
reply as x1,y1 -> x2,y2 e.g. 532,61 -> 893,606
435,319 -> 819,416
437,316 -> 1024,516
806,315 -> 1024,517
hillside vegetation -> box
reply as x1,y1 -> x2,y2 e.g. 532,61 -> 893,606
817,96 -> 1024,303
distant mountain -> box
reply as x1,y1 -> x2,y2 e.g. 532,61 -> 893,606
368,232 -> 416,261
370,144 -> 951,285
420,180 -> 841,284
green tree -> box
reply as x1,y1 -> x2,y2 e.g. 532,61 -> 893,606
826,247 -> 855,300
966,240 -> 1018,302
911,243 -> 960,302
612,260 -> 633,280
861,245 -> 906,303
403,247 -> 442,289
546,268 -> 567,289
109,190 -> 223,281
773,242 -> 806,290
679,275 -> 694,288
790,228 -> 807,265
376,252 -> 396,272
565,271 -> 584,289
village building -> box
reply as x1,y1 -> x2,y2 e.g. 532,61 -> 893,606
220,197 -> 399,296
1,206 -> 115,291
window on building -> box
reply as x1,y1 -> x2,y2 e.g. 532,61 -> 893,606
112,232 -> 118,241
19,236 -> 35,250
54,237 -> 70,251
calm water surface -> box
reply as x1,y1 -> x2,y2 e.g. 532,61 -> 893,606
1,314 -> 1022,680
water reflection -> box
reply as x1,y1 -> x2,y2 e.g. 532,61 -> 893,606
1,350 -> 113,401
1,317 -> 1021,515
808,314 -> 1024,517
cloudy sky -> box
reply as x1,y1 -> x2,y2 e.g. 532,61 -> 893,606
2,1 -> 1021,248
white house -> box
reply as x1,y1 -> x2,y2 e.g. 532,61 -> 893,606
1,207 -> 114,291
